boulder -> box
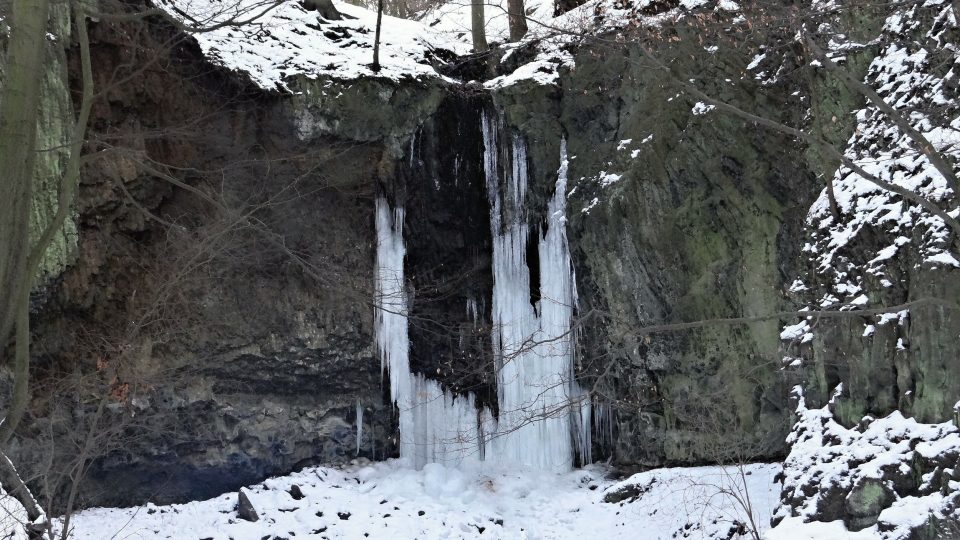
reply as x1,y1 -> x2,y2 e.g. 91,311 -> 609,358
237,489 -> 259,522
844,478 -> 895,531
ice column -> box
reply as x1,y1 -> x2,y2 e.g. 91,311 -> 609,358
482,113 -> 590,472
375,199 -> 488,468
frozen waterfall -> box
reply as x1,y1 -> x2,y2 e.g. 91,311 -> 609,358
374,110 -> 590,472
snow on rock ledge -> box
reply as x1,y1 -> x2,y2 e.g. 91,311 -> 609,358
768,388 -> 960,539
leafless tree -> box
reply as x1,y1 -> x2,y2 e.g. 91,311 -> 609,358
373,0 -> 385,70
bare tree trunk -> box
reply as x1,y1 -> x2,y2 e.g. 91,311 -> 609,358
472,0 -> 488,52
0,0 -> 93,451
302,0 -> 342,20
372,0 -> 383,72
0,452 -> 45,530
507,0 -> 527,42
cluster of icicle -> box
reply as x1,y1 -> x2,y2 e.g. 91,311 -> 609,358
375,202 -> 489,467
374,109 -> 590,472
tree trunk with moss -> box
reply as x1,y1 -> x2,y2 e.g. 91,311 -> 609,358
0,0 -> 53,525
0,0 -> 50,445
0,0 -> 50,366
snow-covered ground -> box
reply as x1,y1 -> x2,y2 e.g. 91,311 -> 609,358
52,461 -> 780,539
155,0 -> 739,91
155,0 -> 468,89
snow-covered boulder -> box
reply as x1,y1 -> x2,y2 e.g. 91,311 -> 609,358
769,389 -> 960,539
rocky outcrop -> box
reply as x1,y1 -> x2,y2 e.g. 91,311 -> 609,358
773,0 -> 960,534
782,0 -> 960,431
771,393 -> 960,537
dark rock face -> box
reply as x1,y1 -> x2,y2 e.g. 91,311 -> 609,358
13,12 -> 399,509
392,94 -> 499,409
16,4 -> 822,508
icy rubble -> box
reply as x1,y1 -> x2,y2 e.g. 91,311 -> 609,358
768,388 -> 960,539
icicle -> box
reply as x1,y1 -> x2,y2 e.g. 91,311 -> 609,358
375,200 -> 411,406
409,129 -> 417,169
466,297 -> 479,324
571,394 -> 593,465
356,400 -> 364,456
592,398 -> 615,452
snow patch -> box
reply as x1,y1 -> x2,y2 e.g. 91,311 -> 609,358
692,101 -> 716,115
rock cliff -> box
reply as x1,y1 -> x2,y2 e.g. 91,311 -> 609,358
5,2 -> 957,529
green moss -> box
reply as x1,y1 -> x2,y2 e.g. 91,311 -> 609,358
846,478 -> 893,522
20,2 -> 79,286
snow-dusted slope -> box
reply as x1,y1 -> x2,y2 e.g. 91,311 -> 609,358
156,0 -> 465,89
420,0 -> 556,46
423,0 -> 742,87
58,461 -> 780,540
